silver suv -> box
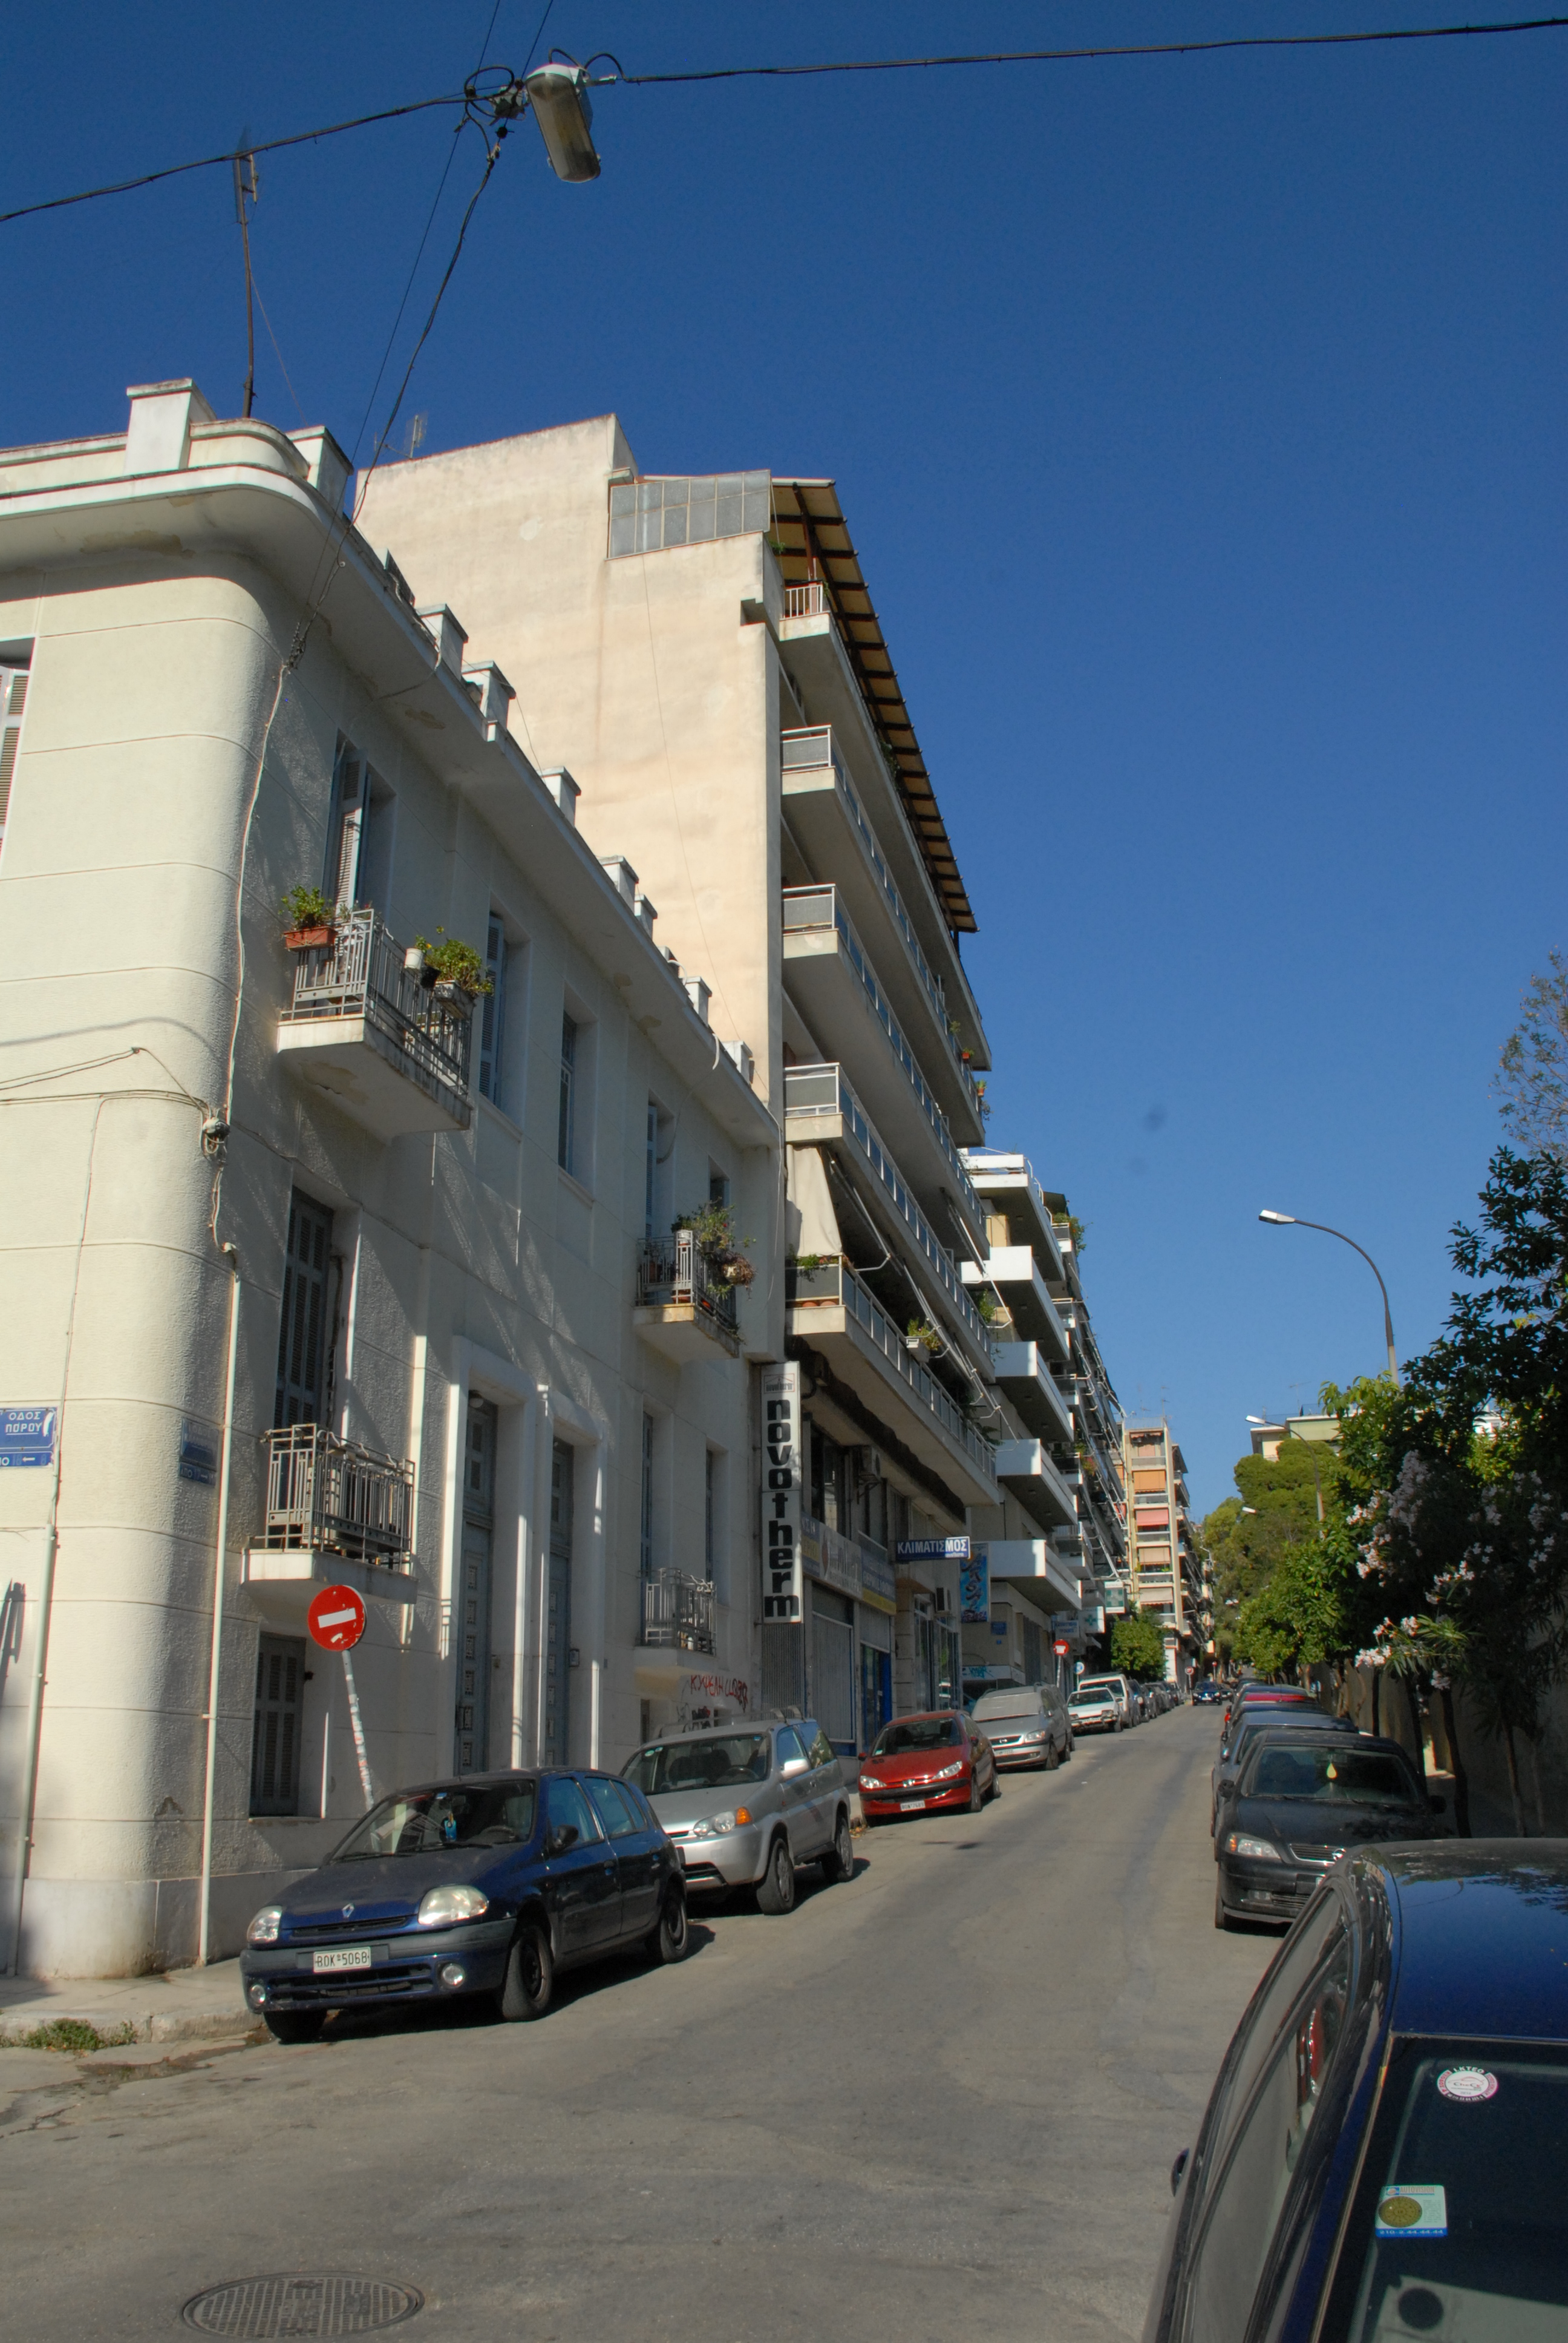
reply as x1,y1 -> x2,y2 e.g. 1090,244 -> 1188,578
621,1719 -> 852,1916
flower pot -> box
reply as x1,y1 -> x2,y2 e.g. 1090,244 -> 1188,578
722,1256 -> 756,1288
284,925 -> 335,951
433,978 -> 474,1015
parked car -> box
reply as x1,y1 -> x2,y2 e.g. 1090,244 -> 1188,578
1070,1680 -> 1127,1734
1223,1680 -> 1319,1730
969,1682 -> 1073,1770
1145,1844 -> 1568,2342
1076,1671 -> 1137,1728
1212,1709 -> 1360,1829
1217,1685 -> 1324,1763
622,1718 -> 851,1916
1193,1680 -> 1221,1705
858,1711 -> 996,1820
240,1769 -> 686,2039
1214,1731 -> 1444,1930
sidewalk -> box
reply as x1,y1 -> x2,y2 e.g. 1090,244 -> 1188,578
0,1958 -> 253,2048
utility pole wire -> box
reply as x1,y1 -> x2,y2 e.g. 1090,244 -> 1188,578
609,15 -> 1568,84
0,93 -> 466,228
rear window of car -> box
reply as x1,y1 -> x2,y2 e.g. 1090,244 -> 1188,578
623,1734 -> 772,1794
874,1717 -> 962,1754
1326,2040 -> 1568,2339
972,1695 -> 1045,1722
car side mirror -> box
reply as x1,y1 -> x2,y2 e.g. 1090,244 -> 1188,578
546,1823 -> 580,1855
781,1756 -> 808,1779
1171,2148 -> 1189,2195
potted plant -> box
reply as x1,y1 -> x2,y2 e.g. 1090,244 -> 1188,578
904,1317 -> 942,1356
281,885 -> 338,951
414,931 -> 493,1015
675,1201 -> 755,1285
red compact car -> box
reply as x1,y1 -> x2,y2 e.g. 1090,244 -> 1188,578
858,1711 -> 996,1822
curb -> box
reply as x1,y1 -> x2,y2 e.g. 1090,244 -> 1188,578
1,2005 -> 252,2048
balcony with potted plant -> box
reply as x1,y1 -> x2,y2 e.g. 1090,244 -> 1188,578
633,1201 -> 748,1362
275,897 -> 485,1138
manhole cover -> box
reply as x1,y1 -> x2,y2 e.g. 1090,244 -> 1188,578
181,2275 -> 422,2336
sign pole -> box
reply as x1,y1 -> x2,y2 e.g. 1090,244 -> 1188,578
341,1648 -> 374,1811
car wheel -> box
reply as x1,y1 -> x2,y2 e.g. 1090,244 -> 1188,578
754,1834 -> 797,1915
261,2008 -> 325,2045
1044,1738 -> 1060,1771
1214,1878 -> 1235,1933
820,1809 -> 854,1883
646,1887 -> 690,1964
497,1921 -> 554,2019
1065,1731 -> 1074,1759
968,1771 -> 984,1814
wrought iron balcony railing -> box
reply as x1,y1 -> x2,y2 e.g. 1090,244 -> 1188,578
635,1231 -> 740,1342
280,906 -> 471,1109
639,1568 -> 716,1654
257,1424 -> 414,1566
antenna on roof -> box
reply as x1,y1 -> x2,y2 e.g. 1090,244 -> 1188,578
232,136 -> 260,419
403,411 -> 427,460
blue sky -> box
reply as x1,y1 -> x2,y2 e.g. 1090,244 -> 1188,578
4,4 -> 1564,1510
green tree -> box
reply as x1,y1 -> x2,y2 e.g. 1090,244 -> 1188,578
1232,1538 -> 1351,1681
1497,951 -> 1568,1161
1109,1611 -> 1167,1679
1203,1441 -> 1330,1614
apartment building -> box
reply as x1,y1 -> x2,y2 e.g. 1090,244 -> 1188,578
1033,1190 -> 1129,1636
360,420 -> 1031,1750
0,381 -> 775,1976
1121,1418 -> 1204,1683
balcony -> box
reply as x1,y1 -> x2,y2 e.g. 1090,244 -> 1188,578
783,885 -> 985,1150
983,1539 -> 1084,1620
242,1424 -> 417,1613
787,1254 -> 998,1511
783,1062 -> 988,1368
990,1341 -> 1074,1447
780,729 -> 986,1112
638,1568 -> 716,1654
633,1232 -> 741,1362
960,1151 -> 1065,1284
962,1248 -> 1070,1362
994,1439 -> 1079,1532
276,908 -> 472,1137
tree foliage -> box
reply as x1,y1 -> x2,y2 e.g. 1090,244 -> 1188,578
1497,951 -> 1568,1162
1109,1611 -> 1167,1679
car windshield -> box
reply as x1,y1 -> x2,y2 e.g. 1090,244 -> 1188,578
1246,1746 -> 1421,1804
1071,1689 -> 1112,1705
624,1735 -> 771,1794
1077,1680 -> 1121,1696
874,1717 -> 962,1754
1334,2042 -> 1568,2339
332,1781 -> 537,1860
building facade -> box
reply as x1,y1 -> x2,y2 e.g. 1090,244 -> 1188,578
0,382 -> 776,1976
1120,1418 -> 1206,1682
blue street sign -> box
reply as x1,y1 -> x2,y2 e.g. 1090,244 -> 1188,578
0,1407 -> 56,1468
178,1422 -> 218,1486
895,1536 -> 971,1562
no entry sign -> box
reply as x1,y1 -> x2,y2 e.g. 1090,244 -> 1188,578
1053,1639 -> 1071,1656
307,1584 -> 367,1651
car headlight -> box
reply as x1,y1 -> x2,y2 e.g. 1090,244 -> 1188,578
934,1761 -> 965,1781
417,1883 -> 490,1927
858,1776 -> 884,1791
1224,1832 -> 1284,1862
686,1807 -> 752,1840
246,1905 -> 283,1945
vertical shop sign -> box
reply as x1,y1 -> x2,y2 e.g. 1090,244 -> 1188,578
760,1363 -> 802,1622
959,1545 -> 990,1625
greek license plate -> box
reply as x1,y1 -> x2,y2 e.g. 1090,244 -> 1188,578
312,1945 -> 372,1974
901,1797 -> 926,1810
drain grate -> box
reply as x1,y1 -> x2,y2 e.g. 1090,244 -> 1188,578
181,2275 -> 423,2336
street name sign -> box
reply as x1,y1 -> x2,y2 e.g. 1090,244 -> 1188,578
0,1407 -> 56,1468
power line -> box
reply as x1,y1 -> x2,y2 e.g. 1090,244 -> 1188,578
0,92 -> 466,228
610,16 -> 1568,85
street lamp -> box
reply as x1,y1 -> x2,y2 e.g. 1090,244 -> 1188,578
523,62 -> 601,180
1258,1211 -> 1399,1383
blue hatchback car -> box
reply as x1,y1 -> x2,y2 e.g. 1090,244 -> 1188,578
240,1768 -> 687,2040
1144,1842 -> 1568,2342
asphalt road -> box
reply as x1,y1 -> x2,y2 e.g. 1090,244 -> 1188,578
0,1705 -> 1278,2343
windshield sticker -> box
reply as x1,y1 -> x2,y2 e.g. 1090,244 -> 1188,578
1436,2066 -> 1498,2103
1376,2186 -> 1448,2238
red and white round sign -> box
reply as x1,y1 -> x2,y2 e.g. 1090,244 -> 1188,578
307,1583 -> 367,1651
1053,1639 -> 1071,1656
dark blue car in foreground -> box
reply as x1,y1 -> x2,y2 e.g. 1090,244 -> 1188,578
1144,1843 -> 1568,2342
240,1769 -> 687,2040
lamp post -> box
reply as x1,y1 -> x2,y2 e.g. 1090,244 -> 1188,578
1258,1211 -> 1399,1384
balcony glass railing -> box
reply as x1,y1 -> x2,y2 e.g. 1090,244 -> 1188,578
786,1254 -> 996,1486
281,908 -> 471,1104
256,1425 -> 414,1565
783,1063 -> 984,1349
781,899 -> 984,1210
